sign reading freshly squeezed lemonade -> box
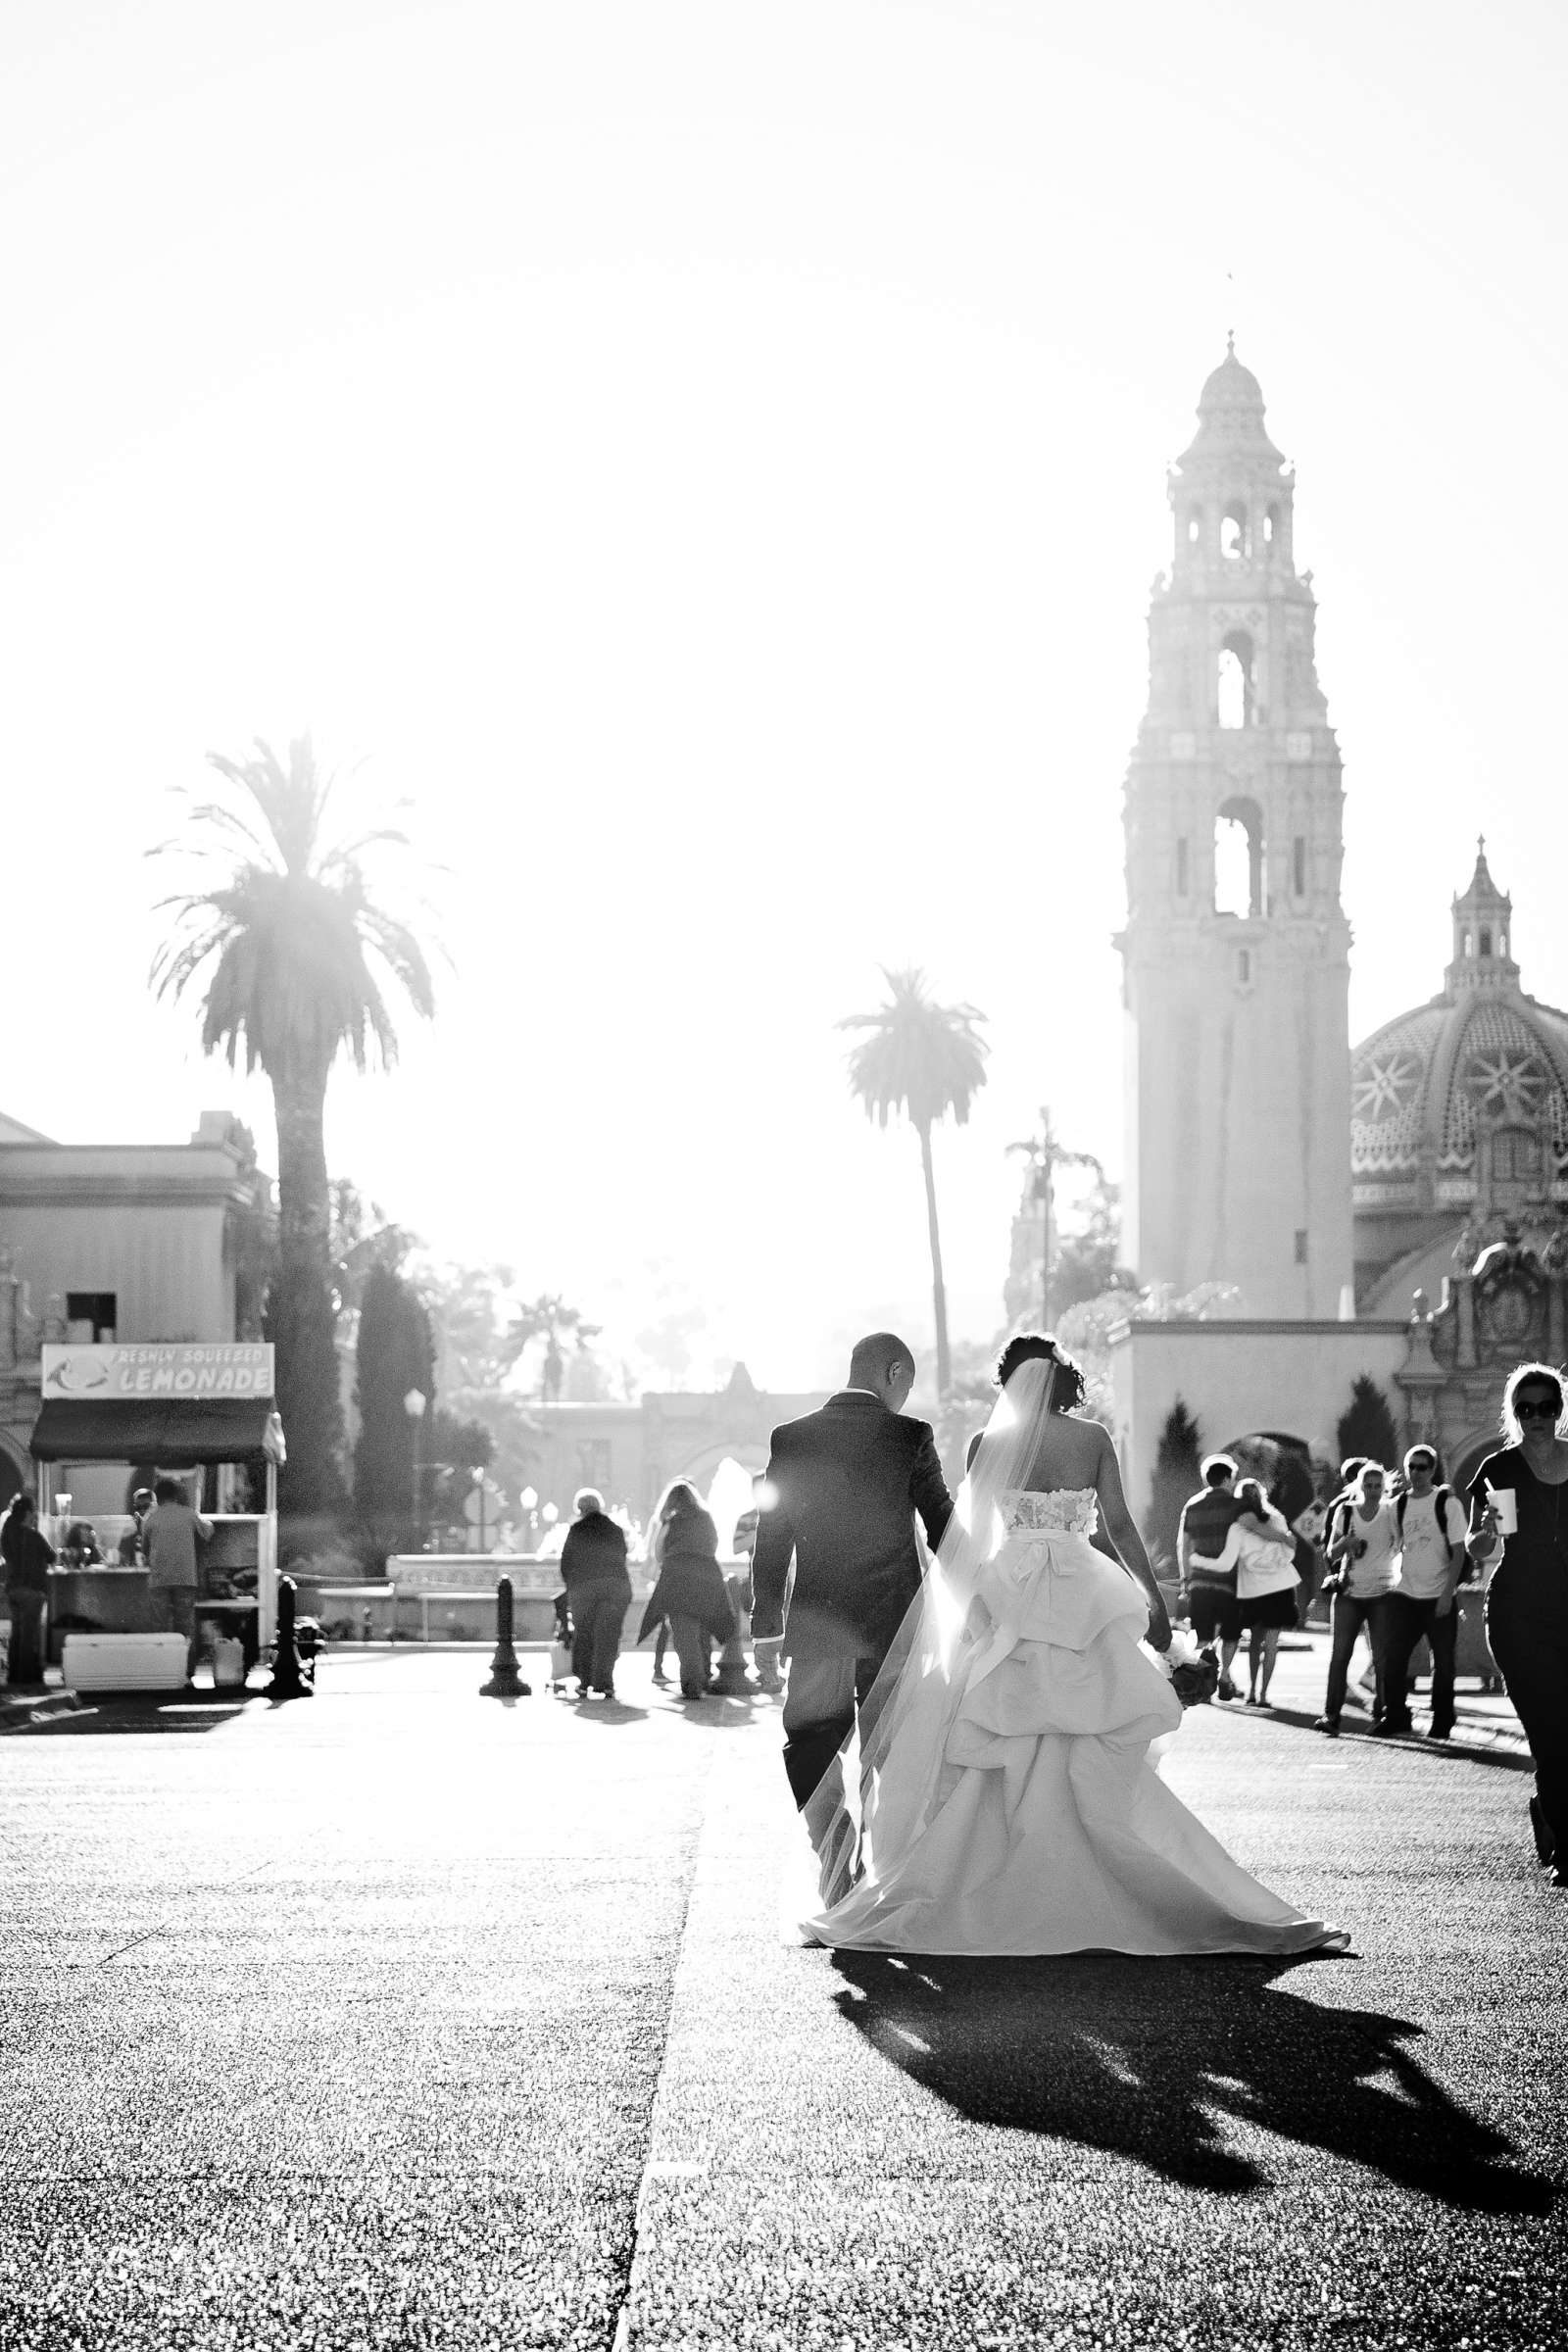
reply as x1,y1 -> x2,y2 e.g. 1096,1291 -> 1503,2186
41,1344 -> 274,1400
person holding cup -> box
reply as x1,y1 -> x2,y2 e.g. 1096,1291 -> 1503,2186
1467,1361 -> 1568,1886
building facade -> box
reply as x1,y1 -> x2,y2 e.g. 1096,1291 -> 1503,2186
520,1363 -> 827,1530
0,1109 -> 270,1499
1118,343 -> 1353,1317
1351,844 -> 1568,1313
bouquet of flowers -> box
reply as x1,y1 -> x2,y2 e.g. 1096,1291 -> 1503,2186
1154,1624 -> 1219,1708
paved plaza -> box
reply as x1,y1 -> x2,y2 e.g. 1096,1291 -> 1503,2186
2,1636 -> 1565,2351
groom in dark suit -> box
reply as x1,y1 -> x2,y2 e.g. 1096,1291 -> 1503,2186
751,1331 -> 955,1812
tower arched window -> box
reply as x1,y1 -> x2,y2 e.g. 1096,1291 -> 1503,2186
1215,796 -> 1265,918
1221,502 -> 1249,560
1480,927 -> 1494,957
1263,503 -> 1281,551
1187,507 -> 1202,546
1217,629 -> 1255,729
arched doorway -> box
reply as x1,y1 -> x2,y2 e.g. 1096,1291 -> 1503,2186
658,1444 -> 768,1552
1221,1430 -> 1317,1523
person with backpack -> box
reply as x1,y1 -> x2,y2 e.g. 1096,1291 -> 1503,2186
1315,1461 -> 1399,1735
1381,1445 -> 1469,1739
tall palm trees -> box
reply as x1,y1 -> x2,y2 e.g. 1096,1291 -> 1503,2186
841,967 -> 989,1397
151,736 -> 435,1521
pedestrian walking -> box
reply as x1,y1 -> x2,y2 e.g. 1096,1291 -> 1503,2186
1382,1446 -> 1468,1740
0,1493 -> 55,1686
734,1471 -> 783,1693
1177,1455 -> 1289,1700
145,1476 -> 213,1684
560,1489 -> 631,1700
1214,1478 -> 1301,1706
639,1481 -> 735,1700
753,1329 -> 954,1818
1467,1363 -> 1568,1886
1315,1461 -> 1398,1735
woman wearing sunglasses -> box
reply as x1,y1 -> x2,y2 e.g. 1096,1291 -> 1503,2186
1468,1361 -> 1568,1886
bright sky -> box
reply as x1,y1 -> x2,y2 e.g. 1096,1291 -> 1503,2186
3,1 -> 1563,1391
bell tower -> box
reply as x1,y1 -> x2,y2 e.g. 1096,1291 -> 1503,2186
1118,344 -> 1353,1316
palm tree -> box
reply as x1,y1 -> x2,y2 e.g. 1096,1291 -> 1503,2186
150,735 -> 435,1522
840,967 -> 989,1397
504,1295 -> 601,1401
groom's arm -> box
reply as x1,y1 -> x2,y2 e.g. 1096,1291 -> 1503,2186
749,1446 -> 795,1640
910,1424 -> 955,1555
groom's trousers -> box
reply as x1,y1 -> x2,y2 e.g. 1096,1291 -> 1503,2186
781,1643 -> 883,1814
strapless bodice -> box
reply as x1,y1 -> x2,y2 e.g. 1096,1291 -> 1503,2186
999,1487 -> 1099,1538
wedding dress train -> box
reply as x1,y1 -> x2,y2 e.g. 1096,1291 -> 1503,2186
803,1489 -> 1348,1958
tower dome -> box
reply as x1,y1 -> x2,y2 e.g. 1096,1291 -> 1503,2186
1351,846 -> 1568,1310
1177,336 -> 1286,465
1199,339 -> 1265,416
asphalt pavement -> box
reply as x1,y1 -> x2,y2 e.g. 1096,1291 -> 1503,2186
1,1636 -> 1564,2350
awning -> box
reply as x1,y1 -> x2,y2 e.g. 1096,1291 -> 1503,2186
30,1398 -> 284,1466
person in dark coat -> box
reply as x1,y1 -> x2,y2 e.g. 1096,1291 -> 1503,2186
639,1482 -> 736,1699
1,1493 -> 55,1686
1467,1362 -> 1568,1884
560,1488 -> 631,1699
752,1331 -> 954,1813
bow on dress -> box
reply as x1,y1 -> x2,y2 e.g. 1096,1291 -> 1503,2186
961,1492 -> 1094,1691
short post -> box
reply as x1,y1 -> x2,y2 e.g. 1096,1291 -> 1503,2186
266,1575 -> 314,1702
480,1575 -> 530,1699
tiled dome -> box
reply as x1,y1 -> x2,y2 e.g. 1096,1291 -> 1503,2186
1350,846 -> 1568,1183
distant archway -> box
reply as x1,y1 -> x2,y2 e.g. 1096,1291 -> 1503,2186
1221,1431 -> 1316,1524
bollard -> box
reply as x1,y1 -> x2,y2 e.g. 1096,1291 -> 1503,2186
265,1575 -> 314,1702
480,1575 -> 530,1699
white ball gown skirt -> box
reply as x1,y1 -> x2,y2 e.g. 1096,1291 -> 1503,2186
801,1527 -> 1348,1959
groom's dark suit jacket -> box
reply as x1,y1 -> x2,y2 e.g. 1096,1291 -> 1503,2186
751,1391 -> 955,1663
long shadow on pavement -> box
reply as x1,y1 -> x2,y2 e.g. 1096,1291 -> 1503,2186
830,1950 -> 1557,2211
1264,1703 -> 1533,1770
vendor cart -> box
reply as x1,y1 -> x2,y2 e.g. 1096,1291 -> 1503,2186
29,1343 -> 285,1678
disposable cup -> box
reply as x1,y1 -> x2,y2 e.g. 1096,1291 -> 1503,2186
1492,1488 -> 1518,1537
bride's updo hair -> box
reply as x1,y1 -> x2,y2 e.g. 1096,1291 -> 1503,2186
994,1331 -> 1086,1413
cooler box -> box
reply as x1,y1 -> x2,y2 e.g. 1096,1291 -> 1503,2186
62,1634 -> 188,1692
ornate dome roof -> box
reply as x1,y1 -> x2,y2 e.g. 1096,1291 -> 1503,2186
1199,339 -> 1266,416
1351,846 -> 1568,1186
1177,336 -> 1286,466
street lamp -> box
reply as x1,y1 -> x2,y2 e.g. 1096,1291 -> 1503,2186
403,1388 -> 427,1551
519,1486 -> 538,1553
468,1464 -> 487,1555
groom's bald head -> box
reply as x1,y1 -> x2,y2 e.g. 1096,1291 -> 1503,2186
848,1333 -> 916,1408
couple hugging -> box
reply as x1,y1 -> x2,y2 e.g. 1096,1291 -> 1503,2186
751,1329 -> 1347,1958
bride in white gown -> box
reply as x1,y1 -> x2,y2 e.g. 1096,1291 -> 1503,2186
800,1339 -> 1348,1958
